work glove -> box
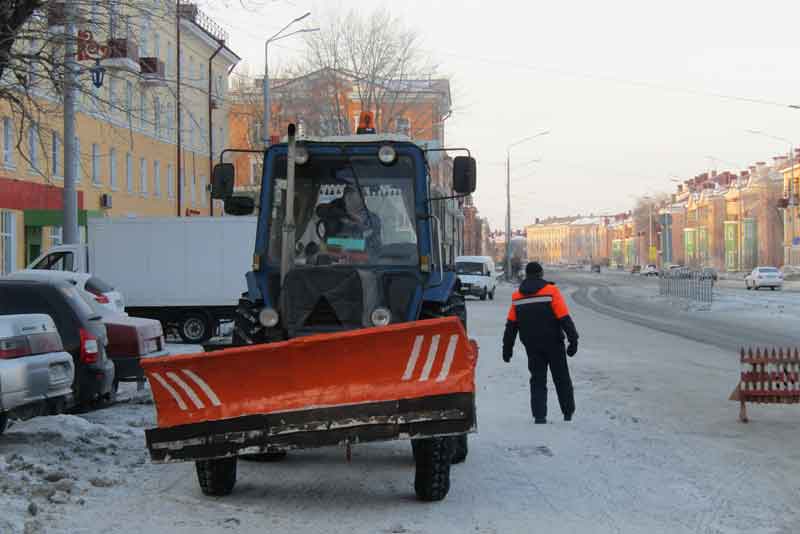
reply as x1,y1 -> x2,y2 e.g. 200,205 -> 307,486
566,341 -> 578,357
502,350 -> 512,363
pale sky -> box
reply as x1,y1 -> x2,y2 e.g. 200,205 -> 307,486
200,0 -> 800,230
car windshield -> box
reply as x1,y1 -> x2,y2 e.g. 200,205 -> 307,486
457,262 -> 485,275
267,153 -> 418,267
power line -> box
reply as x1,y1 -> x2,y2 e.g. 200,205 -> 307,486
428,49 -> 800,111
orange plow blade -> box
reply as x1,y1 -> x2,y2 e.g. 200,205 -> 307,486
143,317 -> 477,462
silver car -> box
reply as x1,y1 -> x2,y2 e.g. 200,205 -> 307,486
745,266 -> 784,291
0,314 -> 75,433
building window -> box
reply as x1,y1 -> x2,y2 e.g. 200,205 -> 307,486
167,163 -> 174,198
126,80 -> 133,124
27,125 -> 38,170
126,152 -> 133,192
396,117 -> 411,137
250,159 -> 260,185
200,175 -> 206,206
153,160 -> 161,197
3,117 -> 14,167
91,143 -> 101,185
140,157 -> 148,195
109,148 -> 117,190
108,77 -> 118,110
0,211 -> 15,275
153,96 -> 160,137
49,225 -> 62,247
166,44 -> 174,77
139,92 -> 146,130
154,33 -> 160,60
51,131 -> 60,178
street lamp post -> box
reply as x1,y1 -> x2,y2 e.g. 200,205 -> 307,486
506,130 -> 550,280
263,14 -> 319,146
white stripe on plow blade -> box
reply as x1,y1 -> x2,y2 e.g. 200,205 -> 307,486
402,335 -> 425,381
435,335 -> 459,382
151,372 -> 188,411
166,371 -> 205,409
419,334 -> 441,381
182,369 -> 222,406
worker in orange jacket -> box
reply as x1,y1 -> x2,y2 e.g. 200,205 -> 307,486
503,262 -> 579,423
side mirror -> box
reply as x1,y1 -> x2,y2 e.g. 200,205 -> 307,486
223,195 -> 255,216
211,163 -> 235,199
453,156 -> 476,194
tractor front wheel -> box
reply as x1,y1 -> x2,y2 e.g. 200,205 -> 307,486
452,434 -> 468,464
413,437 -> 453,501
196,456 -> 237,496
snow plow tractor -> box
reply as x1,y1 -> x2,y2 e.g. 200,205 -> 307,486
142,118 -> 479,502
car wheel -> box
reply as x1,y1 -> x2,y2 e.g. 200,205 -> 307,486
0,413 -> 7,435
480,288 -> 487,301
179,312 -> 212,344
489,288 -> 495,300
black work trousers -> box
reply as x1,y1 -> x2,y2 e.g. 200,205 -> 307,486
525,343 -> 574,420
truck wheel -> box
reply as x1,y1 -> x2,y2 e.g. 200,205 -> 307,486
452,434 -> 468,464
480,288 -> 487,301
179,312 -> 212,344
196,457 -> 237,496
413,437 -> 453,502
0,413 -> 7,435
489,288 -> 495,300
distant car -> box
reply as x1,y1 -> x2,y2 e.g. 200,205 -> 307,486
591,264 -> 601,273
455,256 -> 497,300
641,264 -> 658,276
8,270 -> 125,317
0,314 -> 75,433
103,315 -> 168,388
630,265 -> 642,274
0,280 -> 115,407
745,266 -> 783,291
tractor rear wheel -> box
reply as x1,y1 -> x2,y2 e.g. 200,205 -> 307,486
196,457 -> 237,496
413,437 -> 453,501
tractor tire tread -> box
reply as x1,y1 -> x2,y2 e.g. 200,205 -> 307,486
414,437 -> 453,501
196,457 -> 237,496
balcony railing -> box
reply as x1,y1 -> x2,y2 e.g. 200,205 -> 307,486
178,1 -> 229,43
140,57 -> 166,86
103,38 -> 140,73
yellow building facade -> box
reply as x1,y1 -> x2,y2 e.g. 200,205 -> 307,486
0,2 -> 239,273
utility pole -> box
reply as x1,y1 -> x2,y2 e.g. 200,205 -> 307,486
505,151 -> 511,280
62,1 -> 79,244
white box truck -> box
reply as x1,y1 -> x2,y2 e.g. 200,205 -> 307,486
27,217 -> 257,343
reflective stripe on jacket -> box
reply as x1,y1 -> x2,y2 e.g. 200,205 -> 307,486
503,278 -> 578,354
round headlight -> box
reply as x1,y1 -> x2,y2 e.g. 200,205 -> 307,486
295,145 -> 309,165
378,144 -> 397,165
258,308 -> 279,328
370,307 -> 392,327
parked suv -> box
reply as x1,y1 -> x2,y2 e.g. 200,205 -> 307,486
0,280 -> 115,407
8,270 -> 125,316
0,314 -> 75,433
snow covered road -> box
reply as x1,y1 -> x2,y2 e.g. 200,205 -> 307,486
2,284 -> 799,533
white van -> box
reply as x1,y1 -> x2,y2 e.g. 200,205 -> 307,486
455,256 -> 497,300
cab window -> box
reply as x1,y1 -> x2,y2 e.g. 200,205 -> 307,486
32,251 -> 74,271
